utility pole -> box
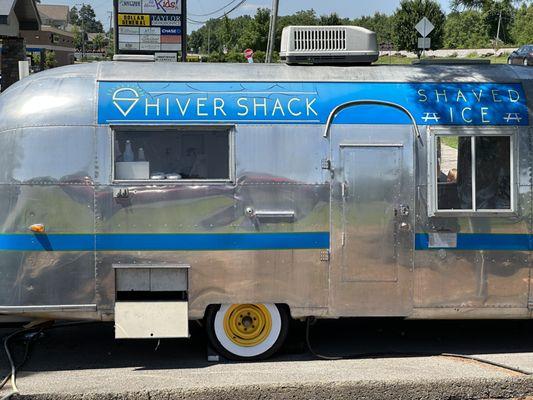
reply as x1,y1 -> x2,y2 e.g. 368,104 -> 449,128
494,0 -> 503,51
495,9 -> 502,48
107,11 -> 113,36
265,0 -> 279,63
207,24 -> 211,55
76,3 -> 86,60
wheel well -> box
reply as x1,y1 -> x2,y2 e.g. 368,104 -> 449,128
202,303 -> 292,320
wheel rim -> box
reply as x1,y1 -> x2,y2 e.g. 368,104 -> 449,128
525,59 -> 528,66
213,303 -> 282,358
223,304 -> 272,347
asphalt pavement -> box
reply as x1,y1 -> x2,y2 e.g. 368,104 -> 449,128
1,318 -> 533,399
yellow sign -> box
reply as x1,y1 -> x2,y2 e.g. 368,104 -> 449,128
118,14 -> 150,26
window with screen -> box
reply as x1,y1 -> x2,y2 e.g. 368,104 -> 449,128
113,128 -> 231,181
434,134 -> 512,213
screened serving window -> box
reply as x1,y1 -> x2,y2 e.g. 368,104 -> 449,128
431,132 -> 514,214
113,127 -> 232,181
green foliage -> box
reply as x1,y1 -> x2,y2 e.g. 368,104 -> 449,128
444,10 -> 490,48
44,51 -> 57,69
91,33 -> 106,51
451,0 -> 521,45
510,3 -> 533,45
71,25 -> 83,50
186,1 -> 529,62
70,4 -> 104,33
481,0 -> 514,45
352,12 -> 395,47
69,6 -> 79,25
393,0 -> 446,56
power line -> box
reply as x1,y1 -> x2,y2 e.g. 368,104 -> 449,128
188,0 -> 241,17
187,0 -> 247,25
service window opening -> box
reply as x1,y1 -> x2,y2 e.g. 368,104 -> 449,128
113,128 -> 231,181
435,134 -> 512,212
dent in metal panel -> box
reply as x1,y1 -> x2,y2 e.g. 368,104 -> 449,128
96,250 -> 328,319
0,184 -> 95,308
414,248 -> 529,308
0,251 -> 96,307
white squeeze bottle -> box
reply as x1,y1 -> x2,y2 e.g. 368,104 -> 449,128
138,147 -> 146,161
124,140 -> 134,162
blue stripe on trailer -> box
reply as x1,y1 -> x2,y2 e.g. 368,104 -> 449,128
0,232 -> 330,252
415,233 -> 532,251
0,232 -> 530,252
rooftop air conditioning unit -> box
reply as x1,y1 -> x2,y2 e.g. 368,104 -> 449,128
280,25 -> 379,65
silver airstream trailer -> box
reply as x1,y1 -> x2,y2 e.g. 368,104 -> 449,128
0,53 -> 531,360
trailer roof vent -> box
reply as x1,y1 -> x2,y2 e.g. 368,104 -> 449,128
280,25 -> 379,65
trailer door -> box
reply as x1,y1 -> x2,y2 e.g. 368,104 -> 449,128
329,128 -> 414,316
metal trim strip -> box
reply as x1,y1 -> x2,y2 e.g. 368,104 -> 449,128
0,305 -> 97,313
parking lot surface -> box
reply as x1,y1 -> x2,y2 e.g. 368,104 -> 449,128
1,318 -> 532,399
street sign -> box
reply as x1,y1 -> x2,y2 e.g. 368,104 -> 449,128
418,37 -> 431,49
244,48 -> 254,63
244,48 -> 254,59
415,17 -> 434,38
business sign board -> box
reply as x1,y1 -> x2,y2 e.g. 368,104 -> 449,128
114,0 -> 186,61
155,52 -> 178,62
98,81 -> 528,126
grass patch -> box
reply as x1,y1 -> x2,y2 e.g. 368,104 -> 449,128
439,136 -> 459,149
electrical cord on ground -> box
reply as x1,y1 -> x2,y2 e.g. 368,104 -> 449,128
305,317 -> 532,375
0,328 -> 40,400
0,320 -> 98,400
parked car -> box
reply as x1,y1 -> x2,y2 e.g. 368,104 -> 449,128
507,45 -> 533,66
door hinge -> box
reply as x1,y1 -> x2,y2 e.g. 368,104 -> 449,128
321,158 -> 331,170
528,300 -> 533,310
320,249 -> 330,262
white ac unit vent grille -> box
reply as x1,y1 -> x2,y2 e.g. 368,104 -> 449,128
293,28 -> 347,52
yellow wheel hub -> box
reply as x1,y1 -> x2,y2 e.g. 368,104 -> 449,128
223,304 -> 272,347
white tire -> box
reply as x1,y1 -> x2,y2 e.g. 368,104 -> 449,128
206,303 -> 289,360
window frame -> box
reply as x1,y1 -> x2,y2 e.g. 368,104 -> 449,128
427,126 -> 517,217
110,124 -> 235,185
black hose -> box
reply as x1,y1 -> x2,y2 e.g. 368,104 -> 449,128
305,317 -> 532,376
0,320 -> 99,400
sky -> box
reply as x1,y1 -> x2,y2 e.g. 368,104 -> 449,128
40,0 -> 452,33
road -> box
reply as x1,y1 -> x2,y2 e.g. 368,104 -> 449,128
1,318 -> 532,399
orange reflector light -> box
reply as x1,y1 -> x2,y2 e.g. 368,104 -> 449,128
29,224 -> 45,233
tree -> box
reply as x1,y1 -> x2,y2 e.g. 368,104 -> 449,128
78,4 -> 104,33
45,51 -> 58,69
444,10 -> 490,48
353,12 -> 395,47
91,33 -> 106,52
451,0 -> 518,45
69,6 -> 79,25
393,0 -> 446,57
511,3 -> 533,45
71,25 -> 83,51
319,13 -> 350,25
